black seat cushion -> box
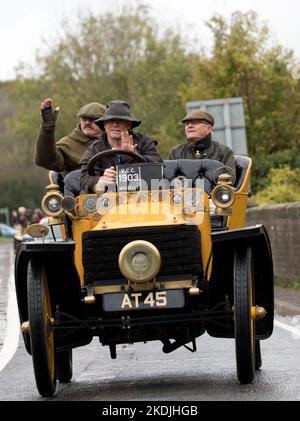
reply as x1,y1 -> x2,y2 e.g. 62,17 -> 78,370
64,169 -> 81,197
163,159 -> 226,193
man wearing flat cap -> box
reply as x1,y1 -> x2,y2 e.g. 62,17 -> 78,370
34,98 -> 106,177
80,100 -> 162,193
168,110 -> 236,176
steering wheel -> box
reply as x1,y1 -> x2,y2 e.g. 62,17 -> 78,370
87,148 -> 145,176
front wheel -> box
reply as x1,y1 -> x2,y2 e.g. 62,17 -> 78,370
27,258 -> 57,397
57,349 -> 73,383
234,246 -> 255,384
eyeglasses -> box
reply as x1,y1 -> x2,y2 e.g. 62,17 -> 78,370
184,120 -> 211,126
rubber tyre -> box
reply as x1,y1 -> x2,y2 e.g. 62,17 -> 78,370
234,246 -> 255,384
57,350 -> 73,383
27,259 -> 57,397
255,340 -> 262,370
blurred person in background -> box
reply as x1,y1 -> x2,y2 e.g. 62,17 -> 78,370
31,208 -> 45,224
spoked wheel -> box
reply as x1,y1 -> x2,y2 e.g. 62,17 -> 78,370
57,349 -> 73,383
234,246 -> 255,384
27,259 -> 57,397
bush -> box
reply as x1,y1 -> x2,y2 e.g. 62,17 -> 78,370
251,148 -> 300,193
254,165 -> 300,205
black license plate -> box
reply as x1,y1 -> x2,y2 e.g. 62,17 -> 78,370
117,166 -> 141,192
102,289 -> 185,312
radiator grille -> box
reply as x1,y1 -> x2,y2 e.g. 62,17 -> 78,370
82,224 -> 202,284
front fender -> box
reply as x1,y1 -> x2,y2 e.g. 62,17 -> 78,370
15,241 -> 86,353
207,225 -> 274,339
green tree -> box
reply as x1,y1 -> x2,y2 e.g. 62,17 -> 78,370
0,80 -> 48,210
12,6 -> 189,155
254,166 -> 300,205
251,149 -> 300,192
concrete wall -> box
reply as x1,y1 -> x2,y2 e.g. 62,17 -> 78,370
247,202 -> 300,280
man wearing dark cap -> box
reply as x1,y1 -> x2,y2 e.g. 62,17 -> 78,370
34,98 -> 106,177
80,100 -> 162,193
168,110 -> 236,176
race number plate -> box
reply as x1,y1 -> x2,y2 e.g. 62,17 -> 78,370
117,163 -> 164,192
117,166 -> 141,192
102,289 -> 185,312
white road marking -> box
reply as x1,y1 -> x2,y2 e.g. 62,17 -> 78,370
0,251 -> 20,373
274,319 -> 300,338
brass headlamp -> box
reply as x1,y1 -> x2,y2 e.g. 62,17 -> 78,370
118,240 -> 161,285
211,174 -> 235,214
41,184 -> 64,218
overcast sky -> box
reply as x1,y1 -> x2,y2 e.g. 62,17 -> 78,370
0,0 -> 299,81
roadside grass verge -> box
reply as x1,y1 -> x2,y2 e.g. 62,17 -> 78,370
275,276 -> 300,290
0,237 -> 13,244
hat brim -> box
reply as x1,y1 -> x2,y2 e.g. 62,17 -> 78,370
95,115 -> 141,130
182,117 -> 213,126
78,114 -> 102,120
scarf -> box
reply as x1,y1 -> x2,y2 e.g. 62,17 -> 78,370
187,134 -> 212,152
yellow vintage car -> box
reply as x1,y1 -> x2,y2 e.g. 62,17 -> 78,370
15,151 -> 274,397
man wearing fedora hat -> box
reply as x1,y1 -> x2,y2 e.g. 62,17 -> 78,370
34,98 -> 106,177
168,110 -> 236,177
80,100 -> 162,193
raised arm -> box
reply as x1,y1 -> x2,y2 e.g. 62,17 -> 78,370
34,98 -> 65,172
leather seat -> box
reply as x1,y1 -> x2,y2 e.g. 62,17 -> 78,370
62,157 -> 250,197
163,159 -> 226,193
64,169 -> 82,197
